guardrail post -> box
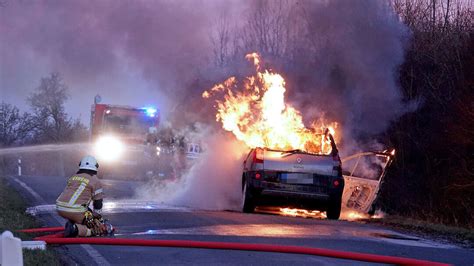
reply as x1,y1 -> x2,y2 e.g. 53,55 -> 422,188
18,157 -> 22,177
0,231 -> 23,266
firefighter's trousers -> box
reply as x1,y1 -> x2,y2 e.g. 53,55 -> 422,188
57,210 -> 90,237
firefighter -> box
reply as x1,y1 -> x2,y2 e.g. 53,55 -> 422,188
146,126 -> 159,145
56,155 -> 107,237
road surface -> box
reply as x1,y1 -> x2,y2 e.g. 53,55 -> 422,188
8,175 -> 474,265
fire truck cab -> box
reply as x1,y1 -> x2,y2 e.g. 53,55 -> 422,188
90,102 -> 160,178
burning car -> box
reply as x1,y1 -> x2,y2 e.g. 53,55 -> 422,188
241,131 -> 345,219
203,53 -> 394,220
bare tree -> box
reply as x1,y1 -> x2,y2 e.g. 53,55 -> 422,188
240,0 -> 292,57
28,72 -> 86,143
210,13 -> 233,67
0,102 -> 33,146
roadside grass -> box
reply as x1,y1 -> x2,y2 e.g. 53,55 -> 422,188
0,176 -> 62,265
366,215 -> 474,247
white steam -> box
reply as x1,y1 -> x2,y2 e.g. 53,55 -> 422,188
135,127 -> 248,211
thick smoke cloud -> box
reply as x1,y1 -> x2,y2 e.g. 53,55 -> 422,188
293,0 -> 410,144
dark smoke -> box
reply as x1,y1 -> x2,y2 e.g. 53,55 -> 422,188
291,0 -> 411,146
179,0 -> 411,154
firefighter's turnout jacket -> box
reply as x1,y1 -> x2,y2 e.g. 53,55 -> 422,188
56,173 -> 104,213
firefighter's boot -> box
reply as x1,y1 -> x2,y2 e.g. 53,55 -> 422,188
103,220 -> 115,236
64,221 -> 78,237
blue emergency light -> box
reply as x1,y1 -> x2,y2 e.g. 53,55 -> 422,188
142,107 -> 158,117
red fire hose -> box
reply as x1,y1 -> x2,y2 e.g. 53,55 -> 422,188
18,227 -> 64,233
35,232 -> 64,239
30,233 -> 448,266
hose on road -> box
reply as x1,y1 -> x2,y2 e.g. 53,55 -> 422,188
18,227 -> 64,233
28,231 -> 448,266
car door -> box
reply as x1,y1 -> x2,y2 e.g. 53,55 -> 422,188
340,150 -> 394,213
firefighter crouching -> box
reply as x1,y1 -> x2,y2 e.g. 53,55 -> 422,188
56,155 -> 113,237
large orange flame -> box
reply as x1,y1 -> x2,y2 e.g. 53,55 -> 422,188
203,53 -> 338,154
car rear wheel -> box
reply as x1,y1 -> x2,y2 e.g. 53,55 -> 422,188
242,180 -> 255,213
326,197 -> 341,220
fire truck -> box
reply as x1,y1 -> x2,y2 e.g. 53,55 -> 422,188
90,97 -> 160,179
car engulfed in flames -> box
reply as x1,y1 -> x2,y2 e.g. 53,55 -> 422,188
203,52 -> 394,220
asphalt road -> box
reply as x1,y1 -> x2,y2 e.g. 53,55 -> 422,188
8,175 -> 474,265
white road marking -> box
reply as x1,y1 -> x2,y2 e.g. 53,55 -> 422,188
13,177 -> 110,266
14,178 -> 44,203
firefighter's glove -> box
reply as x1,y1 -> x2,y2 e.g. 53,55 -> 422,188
91,219 -> 106,236
84,211 -> 106,236
84,211 -> 94,225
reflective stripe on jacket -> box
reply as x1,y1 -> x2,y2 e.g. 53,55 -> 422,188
56,173 -> 104,213
56,201 -> 87,213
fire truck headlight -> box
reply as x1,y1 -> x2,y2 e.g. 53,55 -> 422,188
95,136 -> 124,162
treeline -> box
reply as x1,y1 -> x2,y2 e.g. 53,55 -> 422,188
0,72 -> 88,147
382,0 -> 473,228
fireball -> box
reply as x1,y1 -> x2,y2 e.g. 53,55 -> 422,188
203,53 -> 338,154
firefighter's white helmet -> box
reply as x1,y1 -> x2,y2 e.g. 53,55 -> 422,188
78,155 -> 99,171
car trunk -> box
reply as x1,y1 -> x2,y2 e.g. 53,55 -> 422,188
262,149 -> 336,185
